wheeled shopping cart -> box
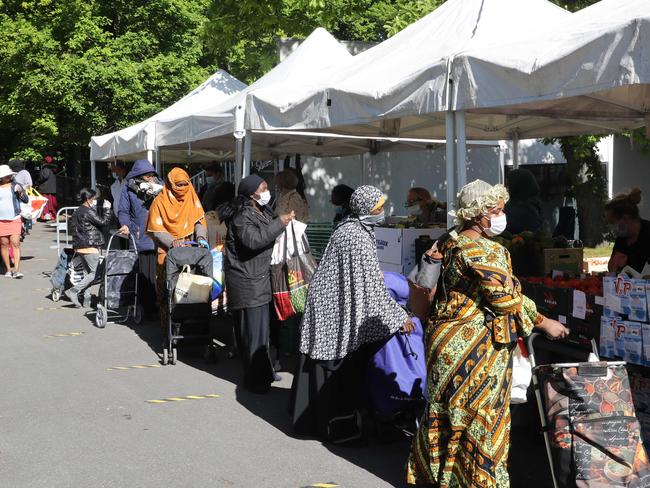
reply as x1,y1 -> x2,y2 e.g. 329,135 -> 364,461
527,333 -> 650,488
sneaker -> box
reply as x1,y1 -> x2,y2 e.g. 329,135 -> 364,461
13,272 -> 24,279
65,288 -> 82,308
4,272 -> 13,278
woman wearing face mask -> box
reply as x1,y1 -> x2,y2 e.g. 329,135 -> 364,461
118,160 -> 162,316
275,169 -> 309,223
407,180 -> 568,487
200,164 -> 235,213
67,188 -> 112,307
146,168 -> 209,329
290,185 -> 415,443
0,165 -> 28,278
220,174 -> 294,394
606,188 -> 650,274
406,187 -> 445,224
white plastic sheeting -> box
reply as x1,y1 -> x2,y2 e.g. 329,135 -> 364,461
245,0 -> 571,137
154,28 -> 353,159
89,70 -> 246,161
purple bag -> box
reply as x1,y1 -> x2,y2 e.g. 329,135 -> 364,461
366,272 -> 427,414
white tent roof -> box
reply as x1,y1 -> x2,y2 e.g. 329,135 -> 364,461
448,0 -> 650,138
154,28 -> 353,159
245,0 -> 571,137
89,70 -> 246,161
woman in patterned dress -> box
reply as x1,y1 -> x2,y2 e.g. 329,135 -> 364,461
289,185 -> 415,443
407,180 -> 568,487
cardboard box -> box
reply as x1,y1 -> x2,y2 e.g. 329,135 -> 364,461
583,256 -> 610,274
543,248 -> 584,275
536,286 -> 571,321
376,226 -> 446,274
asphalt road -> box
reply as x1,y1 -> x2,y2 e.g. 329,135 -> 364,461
0,223 -> 411,488
1,222 -> 559,488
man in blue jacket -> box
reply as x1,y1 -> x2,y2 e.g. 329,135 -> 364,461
118,160 -> 162,316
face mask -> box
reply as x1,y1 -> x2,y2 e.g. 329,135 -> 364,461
334,205 -> 343,215
484,214 -> 507,237
90,199 -> 97,208
411,206 -> 423,216
360,210 -> 386,227
206,176 -> 215,185
111,172 -> 118,179
256,190 -> 272,206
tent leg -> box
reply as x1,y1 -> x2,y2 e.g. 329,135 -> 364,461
146,150 -> 154,165
512,133 -> 520,169
155,147 -> 162,176
445,111 -> 456,228
455,110 -> 467,190
243,130 -> 252,177
90,160 -> 97,190
499,143 -> 506,184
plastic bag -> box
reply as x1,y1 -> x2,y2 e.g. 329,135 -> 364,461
511,338 -> 532,404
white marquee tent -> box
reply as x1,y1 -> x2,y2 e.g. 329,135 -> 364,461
245,0 -> 649,211
89,70 -> 246,164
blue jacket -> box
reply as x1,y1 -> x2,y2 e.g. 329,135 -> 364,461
9,182 -> 29,217
118,160 -> 156,252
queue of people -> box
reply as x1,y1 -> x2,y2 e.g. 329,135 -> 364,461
8,153 -> 648,486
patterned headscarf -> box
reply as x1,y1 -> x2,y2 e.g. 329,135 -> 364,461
451,179 -> 509,224
349,185 -> 385,216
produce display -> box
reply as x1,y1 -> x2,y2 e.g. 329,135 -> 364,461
494,230 -> 576,276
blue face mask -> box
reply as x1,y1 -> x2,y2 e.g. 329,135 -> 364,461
334,205 -> 343,215
360,210 -> 385,227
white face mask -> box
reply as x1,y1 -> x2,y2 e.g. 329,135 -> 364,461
256,190 -> 272,206
484,214 -> 507,237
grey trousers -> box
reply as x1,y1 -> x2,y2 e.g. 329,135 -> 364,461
74,253 -> 100,295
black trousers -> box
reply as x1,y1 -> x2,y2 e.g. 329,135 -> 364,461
233,304 -> 275,390
138,250 -> 157,314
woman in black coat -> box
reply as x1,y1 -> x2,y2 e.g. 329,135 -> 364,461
221,174 -> 293,393
66,188 -> 112,307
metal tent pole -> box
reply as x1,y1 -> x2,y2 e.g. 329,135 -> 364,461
90,160 -> 97,190
455,110 -> 467,190
243,130 -> 252,177
155,147 -> 162,175
512,132 -> 520,169
445,112 -> 456,228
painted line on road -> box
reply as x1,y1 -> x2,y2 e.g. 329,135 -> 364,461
107,364 -> 161,372
146,394 -> 221,404
35,306 -> 71,311
45,332 -> 85,339
301,484 -> 339,488
34,287 -> 51,292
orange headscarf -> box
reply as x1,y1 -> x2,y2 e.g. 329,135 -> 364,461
147,168 -> 206,239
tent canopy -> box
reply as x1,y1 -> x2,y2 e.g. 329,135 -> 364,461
245,0 -> 571,138
89,70 -> 246,161
155,28 -> 354,159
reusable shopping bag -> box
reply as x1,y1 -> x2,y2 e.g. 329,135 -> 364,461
271,223 -> 317,320
26,188 -> 48,220
174,264 -> 213,304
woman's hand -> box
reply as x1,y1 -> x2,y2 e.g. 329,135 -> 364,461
537,317 -> 570,340
280,211 -> 295,226
14,184 -> 23,194
171,239 -> 186,248
118,225 -> 130,236
401,317 -> 416,335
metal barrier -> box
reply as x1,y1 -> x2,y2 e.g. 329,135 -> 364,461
50,207 -> 77,254
305,222 -> 334,260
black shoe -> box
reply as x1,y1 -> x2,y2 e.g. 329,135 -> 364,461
65,288 -> 82,308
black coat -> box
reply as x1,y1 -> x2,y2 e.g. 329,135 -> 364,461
38,166 -> 57,194
201,181 -> 236,212
224,201 -> 285,310
70,204 -> 112,249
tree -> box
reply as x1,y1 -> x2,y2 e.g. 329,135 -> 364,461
203,0 -> 444,84
0,0 -> 214,163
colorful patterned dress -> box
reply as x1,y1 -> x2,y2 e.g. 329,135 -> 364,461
407,232 -> 544,487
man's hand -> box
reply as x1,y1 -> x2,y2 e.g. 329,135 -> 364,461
118,225 -> 130,236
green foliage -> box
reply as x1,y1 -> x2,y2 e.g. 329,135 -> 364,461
203,0 -> 444,84
0,0 -> 214,162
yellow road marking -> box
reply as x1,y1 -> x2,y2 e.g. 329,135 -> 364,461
146,394 -> 221,404
45,332 -> 85,338
107,364 -> 161,372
